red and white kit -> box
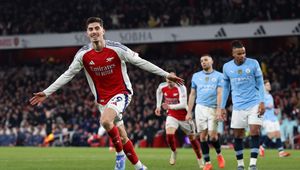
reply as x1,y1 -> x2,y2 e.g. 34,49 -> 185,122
43,40 -> 168,121
156,82 -> 195,134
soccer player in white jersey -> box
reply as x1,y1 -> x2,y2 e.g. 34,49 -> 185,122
259,80 -> 290,157
155,70 -> 203,168
220,40 -> 265,170
29,17 -> 183,170
187,55 -> 225,170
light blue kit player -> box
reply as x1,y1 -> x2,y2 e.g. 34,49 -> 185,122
220,40 -> 265,170
259,80 -> 290,157
187,54 -> 225,170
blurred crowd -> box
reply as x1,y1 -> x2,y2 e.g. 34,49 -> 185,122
0,44 -> 299,148
0,0 -> 299,35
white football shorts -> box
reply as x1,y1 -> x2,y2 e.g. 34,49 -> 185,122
98,93 -> 132,127
166,116 -> 196,135
231,104 -> 263,129
263,120 -> 280,133
195,104 -> 218,132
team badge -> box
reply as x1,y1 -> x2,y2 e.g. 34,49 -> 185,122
245,68 -> 251,74
238,69 -> 243,74
205,77 -> 209,82
211,78 -> 217,82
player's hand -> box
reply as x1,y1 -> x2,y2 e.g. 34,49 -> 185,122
162,103 -> 170,110
29,92 -> 47,106
258,102 -> 265,116
155,107 -> 161,116
185,112 -> 192,121
166,74 -> 184,86
217,108 -> 227,121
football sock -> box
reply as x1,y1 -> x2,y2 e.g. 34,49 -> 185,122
234,138 -> 244,167
210,139 -> 221,154
250,135 -> 259,166
123,140 -> 139,164
262,136 -> 272,148
276,138 -> 284,152
200,141 -> 210,163
167,134 -> 176,152
190,139 -> 202,159
107,126 -> 123,153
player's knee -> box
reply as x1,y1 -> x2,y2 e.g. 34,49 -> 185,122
100,118 -> 112,130
120,136 -> 129,144
200,135 -> 208,142
210,135 -> 218,142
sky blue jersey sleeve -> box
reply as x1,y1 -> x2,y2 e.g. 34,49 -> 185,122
191,74 -> 197,89
254,60 -> 265,102
221,66 -> 230,109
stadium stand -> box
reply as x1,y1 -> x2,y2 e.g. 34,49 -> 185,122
0,0 -> 299,35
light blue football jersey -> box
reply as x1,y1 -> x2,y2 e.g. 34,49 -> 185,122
263,92 -> 278,122
221,58 -> 264,110
191,70 -> 223,108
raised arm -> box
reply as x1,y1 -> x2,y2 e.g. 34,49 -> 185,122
30,51 -> 84,105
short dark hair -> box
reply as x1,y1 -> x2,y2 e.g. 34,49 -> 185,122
86,17 -> 103,28
231,40 -> 244,49
201,54 -> 212,58
264,79 -> 270,84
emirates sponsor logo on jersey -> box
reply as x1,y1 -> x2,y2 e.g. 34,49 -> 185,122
106,57 -> 114,62
89,60 -> 95,65
90,64 -> 116,76
173,93 -> 178,96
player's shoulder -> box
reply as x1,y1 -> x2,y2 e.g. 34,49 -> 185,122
158,82 -> 168,88
246,57 -> 259,64
105,40 -> 128,51
224,59 -> 234,66
74,43 -> 92,60
223,59 -> 234,70
77,43 -> 92,54
213,70 -> 222,75
176,84 -> 187,91
213,70 -> 224,77
193,71 -> 203,77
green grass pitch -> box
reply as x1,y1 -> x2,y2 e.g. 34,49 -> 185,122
0,147 -> 299,170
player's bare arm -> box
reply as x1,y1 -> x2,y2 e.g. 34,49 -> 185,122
186,88 -> 196,120
162,103 -> 170,110
155,107 -> 161,116
258,102 -> 265,116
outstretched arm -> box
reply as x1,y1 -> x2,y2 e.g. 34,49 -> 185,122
155,85 -> 163,116
121,49 -> 184,85
30,52 -> 84,105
